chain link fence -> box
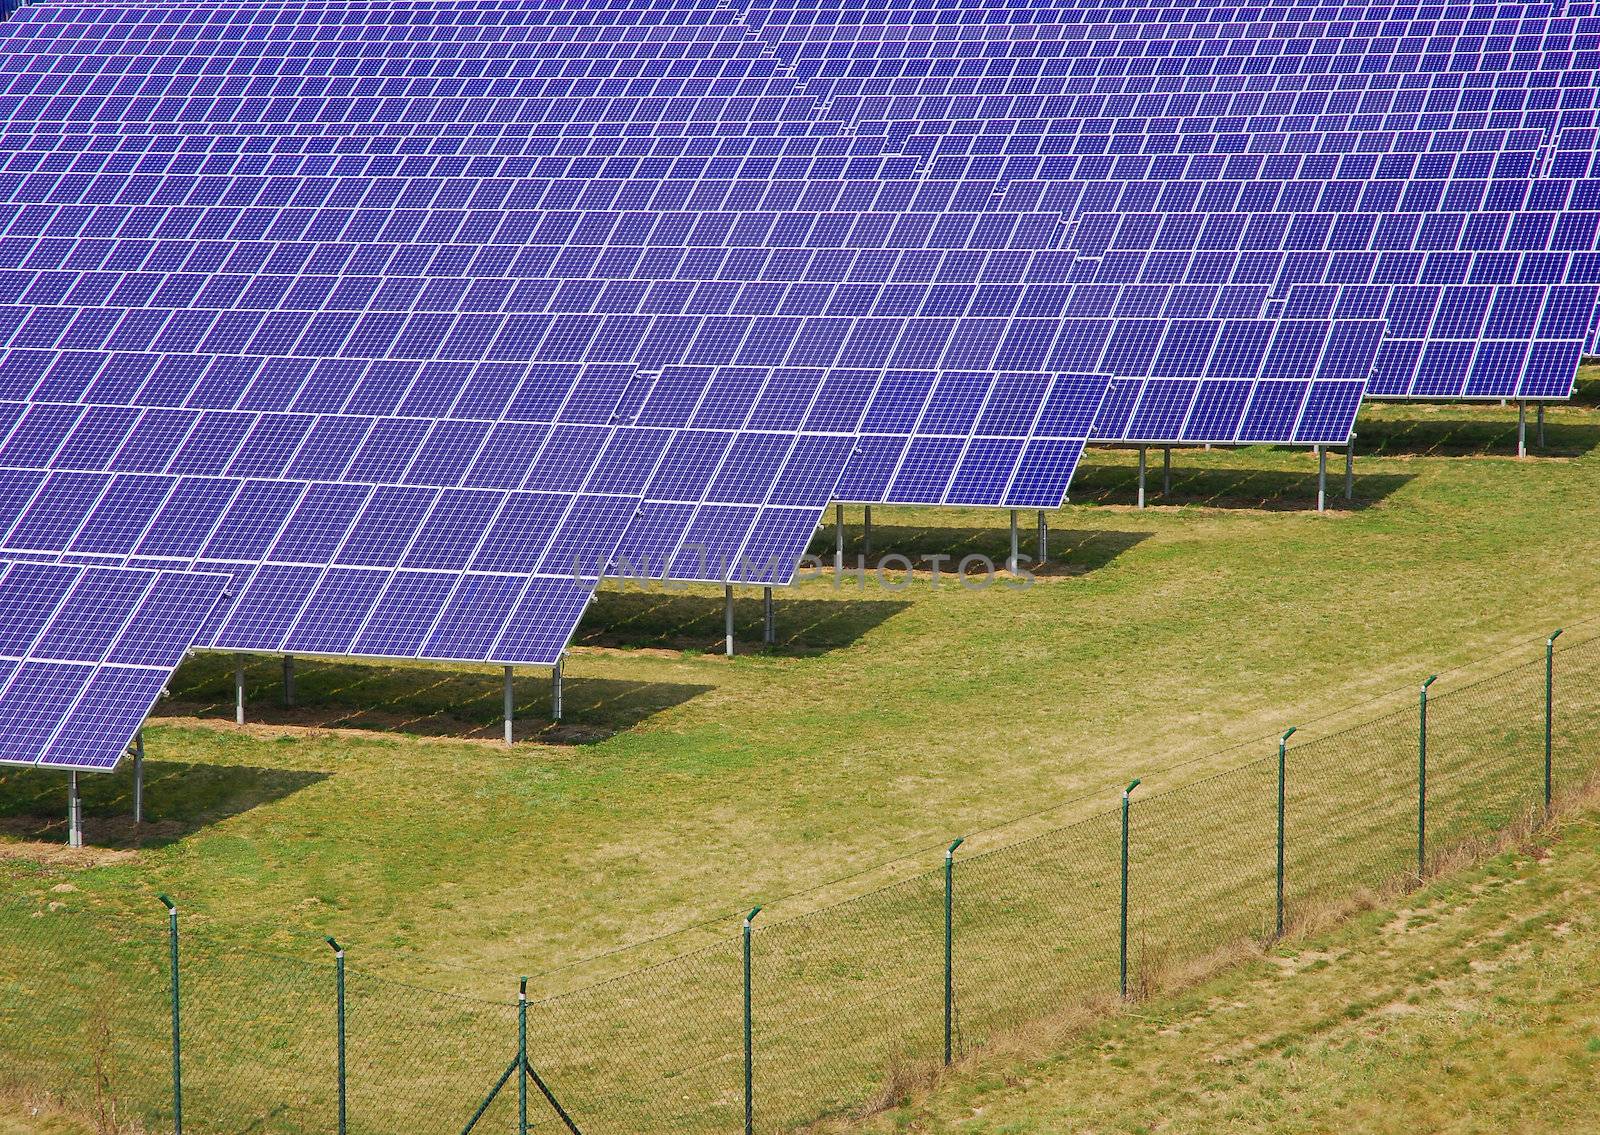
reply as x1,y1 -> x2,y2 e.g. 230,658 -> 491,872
4,628 -> 1599,1135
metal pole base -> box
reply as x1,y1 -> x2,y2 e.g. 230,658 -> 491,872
1537,403 -> 1546,448
762,587 -> 774,645
1136,447 -> 1146,509
1518,400 -> 1527,459
1345,438 -> 1354,501
863,505 -> 872,559
724,584 -> 734,657
282,654 -> 295,708
550,658 -> 563,723
68,772 -> 82,849
234,655 -> 245,725
1316,446 -> 1327,512
833,502 -> 844,574
133,731 -> 144,826
1007,509 -> 1018,573
503,666 -> 514,746
1037,510 -> 1047,564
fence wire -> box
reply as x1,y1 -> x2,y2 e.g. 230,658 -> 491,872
6,630 -> 1600,1135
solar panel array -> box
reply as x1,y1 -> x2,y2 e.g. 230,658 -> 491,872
0,0 -> 1595,768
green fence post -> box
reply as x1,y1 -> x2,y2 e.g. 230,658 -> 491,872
1418,675 -> 1437,880
743,906 -> 761,1135
1120,779 -> 1141,999
158,895 -> 182,1135
1276,727 -> 1297,938
518,978 -> 528,1135
1546,629 -> 1563,814
944,837 -> 964,1066
325,938 -> 346,1135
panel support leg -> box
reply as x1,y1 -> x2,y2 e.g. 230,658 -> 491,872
234,656 -> 245,726
503,666 -> 514,746
133,731 -> 144,826
1037,510 -> 1047,564
762,587 -> 774,645
1345,439 -> 1355,501
1162,446 -> 1172,496
1518,400 -> 1527,459
1316,446 -> 1327,513
1008,510 -> 1019,573
1537,403 -> 1545,448
68,772 -> 82,849
282,654 -> 295,708
863,505 -> 872,559
834,503 -> 844,574
1136,447 -> 1147,509
550,657 -> 563,724
724,584 -> 734,658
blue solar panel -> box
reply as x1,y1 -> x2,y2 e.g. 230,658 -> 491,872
0,559 -> 227,770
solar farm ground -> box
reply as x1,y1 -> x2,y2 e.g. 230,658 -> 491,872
2,371 -> 1600,998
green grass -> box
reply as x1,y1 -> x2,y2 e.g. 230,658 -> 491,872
3,377 -> 1600,1133
850,808 -> 1600,1135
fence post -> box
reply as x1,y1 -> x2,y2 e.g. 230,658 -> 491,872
326,938 -> 346,1135
158,895 -> 182,1135
743,906 -> 761,1135
518,978 -> 528,1135
1418,675 -> 1437,880
944,837 -> 964,1066
1546,629 -> 1563,814
1120,779 -> 1141,999
1276,727 -> 1297,939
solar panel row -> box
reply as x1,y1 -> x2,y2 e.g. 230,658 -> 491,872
0,0 -> 1591,770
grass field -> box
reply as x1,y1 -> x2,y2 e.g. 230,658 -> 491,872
3,374 -> 1600,1132
848,806 -> 1600,1135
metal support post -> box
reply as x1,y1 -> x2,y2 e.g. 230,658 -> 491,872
234,655 -> 245,725
326,938 -> 346,1135
762,587 -> 774,645
160,895 -> 182,1135
944,838 -> 964,1065
503,666 -> 514,746
1418,675 -> 1437,880
1276,727 -> 1296,938
68,772 -> 82,848
1120,779 -> 1141,998
1316,446 -> 1326,512
1546,629 -> 1563,814
283,654 -> 295,708
1136,447 -> 1147,509
743,906 -> 762,1135
834,502 -> 844,574
1162,446 -> 1172,495
1037,510 -> 1047,564
1345,439 -> 1354,501
1008,509 -> 1019,573
724,584 -> 734,657
863,505 -> 872,558
550,657 -> 563,723
1518,400 -> 1527,458
133,731 -> 144,825
1537,403 -> 1546,448
518,978 -> 528,1135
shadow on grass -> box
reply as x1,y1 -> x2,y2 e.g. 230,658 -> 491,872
800,524 -> 1152,578
574,589 -> 912,654
1071,457 -> 1415,510
0,759 -> 328,849
1352,413 -> 1600,459
159,656 -> 715,745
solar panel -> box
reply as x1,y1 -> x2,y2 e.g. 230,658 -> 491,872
0,558 -> 227,769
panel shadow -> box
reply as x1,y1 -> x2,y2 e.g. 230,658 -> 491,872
0,759 -> 328,849
158,656 -> 713,745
